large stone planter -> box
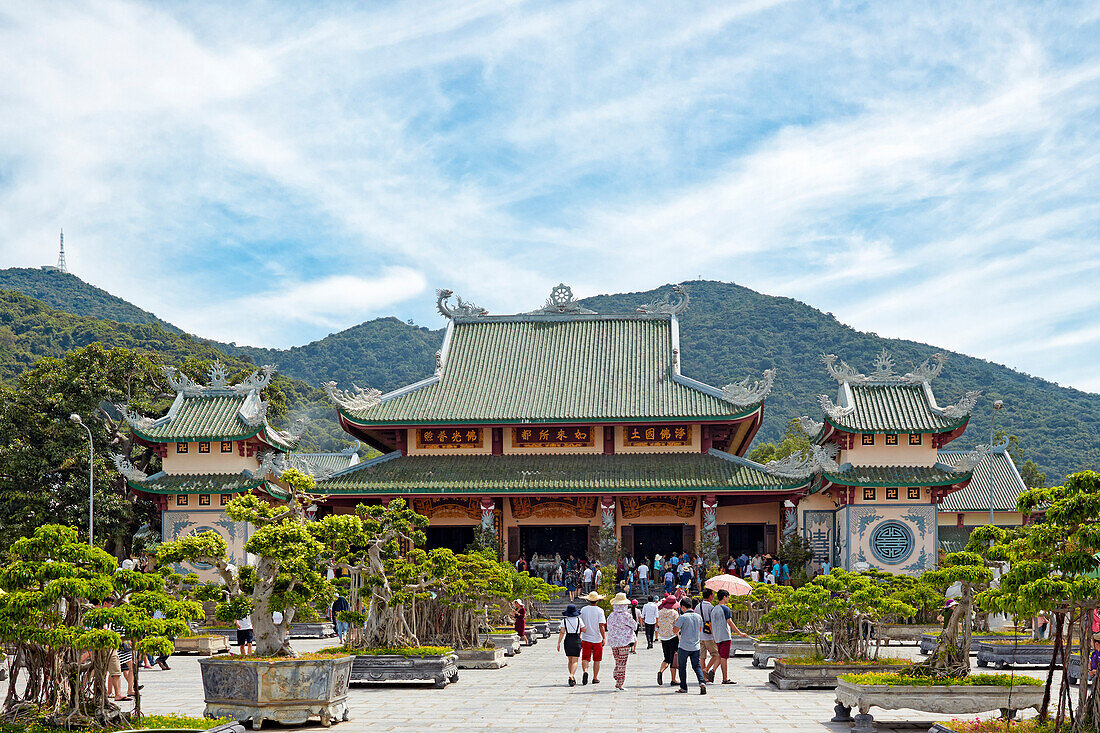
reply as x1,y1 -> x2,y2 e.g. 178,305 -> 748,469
199,654 -> 353,728
975,640 -> 1056,669
548,620 -> 562,634
768,659 -> 912,690
523,628 -> 538,645
454,647 -> 507,670
752,640 -> 816,668
479,632 -> 521,657
728,637 -> 756,656
349,653 -> 459,688
876,624 -> 942,645
173,635 -> 230,655
919,633 -> 1031,656
833,678 -> 1044,733
289,622 -> 337,639
531,621 -> 550,639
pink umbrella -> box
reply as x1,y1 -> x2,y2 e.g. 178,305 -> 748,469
705,574 -> 753,596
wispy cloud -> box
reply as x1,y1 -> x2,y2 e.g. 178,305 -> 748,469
0,0 -> 1097,391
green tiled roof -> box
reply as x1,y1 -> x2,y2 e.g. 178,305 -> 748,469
340,317 -> 756,425
825,383 -> 967,434
126,471 -> 285,498
823,463 -> 971,488
131,393 -> 294,450
937,446 -> 1026,512
316,449 -> 807,495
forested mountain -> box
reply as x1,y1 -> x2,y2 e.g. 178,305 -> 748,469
1,268 -> 1096,481
0,290 -> 350,451
0,268 -> 181,333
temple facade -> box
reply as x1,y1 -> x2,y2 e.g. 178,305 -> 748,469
125,284 -> 994,577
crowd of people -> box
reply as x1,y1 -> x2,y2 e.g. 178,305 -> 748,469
556,588 -> 752,693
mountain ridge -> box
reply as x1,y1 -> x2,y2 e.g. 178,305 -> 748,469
0,268 -> 1096,481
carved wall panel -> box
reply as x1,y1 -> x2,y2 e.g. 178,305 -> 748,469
619,496 -> 697,519
509,496 -> 598,520
411,497 -> 481,520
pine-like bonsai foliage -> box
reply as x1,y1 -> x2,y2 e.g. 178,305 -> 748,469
158,468 -> 335,657
908,551 -> 993,679
0,525 -> 201,726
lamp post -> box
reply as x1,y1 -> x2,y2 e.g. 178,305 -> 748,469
70,414 -> 94,546
989,399 -> 1004,526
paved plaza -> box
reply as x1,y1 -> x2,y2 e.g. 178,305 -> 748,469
140,636 -> 1049,732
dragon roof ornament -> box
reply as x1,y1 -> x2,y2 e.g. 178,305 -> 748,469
818,393 -> 854,420
162,362 -> 275,396
118,404 -> 155,431
764,443 -> 840,478
111,453 -> 149,482
436,288 -> 488,319
796,416 -> 824,436
821,350 -> 949,385
637,284 -> 690,316
239,398 -> 268,427
324,381 -> 382,411
529,283 -> 597,315
935,390 -> 982,420
287,454 -> 336,481
948,443 -> 990,473
721,368 -> 775,407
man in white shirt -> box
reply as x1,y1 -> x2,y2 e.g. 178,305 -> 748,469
578,591 -> 607,685
594,566 -> 603,588
637,562 -> 650,595
641,595 -> 659,649
583,565 -> 595,592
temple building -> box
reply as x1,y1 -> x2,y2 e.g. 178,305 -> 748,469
936,439 -> 1030,551
316,285 -> 808,562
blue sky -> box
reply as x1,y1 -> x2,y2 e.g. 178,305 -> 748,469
1,1 -> 1098,391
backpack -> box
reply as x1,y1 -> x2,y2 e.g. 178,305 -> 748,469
700,602 -> 713,634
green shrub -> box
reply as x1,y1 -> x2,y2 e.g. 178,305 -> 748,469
840,672 -> 1042,687
321,645 -> 453,657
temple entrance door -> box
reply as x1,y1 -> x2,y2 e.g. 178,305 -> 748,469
631,524 -> 683,560
425,526 -> 476,553
727,523 -> 767,556
520,525 -> 589,561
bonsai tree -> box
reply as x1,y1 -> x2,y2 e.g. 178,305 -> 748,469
728,582 -> 793,635
0,524 -> 199,727
416,549 -> 513,648
157,468 -> 335,657
762,569 -> 915,661
977,470 -> 1100,728
908,551 -> 993,678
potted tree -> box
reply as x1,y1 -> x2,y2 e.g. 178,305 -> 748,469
763,569 -> 916,690
0,524 -> 201,728
158,468 -> 353,727
160,570 -> 230,656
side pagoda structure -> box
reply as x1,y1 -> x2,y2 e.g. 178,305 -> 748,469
797,351 -> 985,574
317,285 -> 812,562
114,364 -> 299,575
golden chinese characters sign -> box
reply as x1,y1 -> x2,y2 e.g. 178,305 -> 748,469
623,424 -> 692,447
416,427 -> 482,449
512,426 -> 594,448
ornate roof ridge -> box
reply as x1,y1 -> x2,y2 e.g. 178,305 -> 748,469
162,362 -> 275,396
821,349 -> 948,385
435,283 -> 691,320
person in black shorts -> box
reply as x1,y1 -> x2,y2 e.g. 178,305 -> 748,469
235,613 -> 254,655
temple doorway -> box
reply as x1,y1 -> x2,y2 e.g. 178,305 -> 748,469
520,525 -> 588,560
727,523 -> 767,556
425,525 -> 476,553
631,524 -> 683,560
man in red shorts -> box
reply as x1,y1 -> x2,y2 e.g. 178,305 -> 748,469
706,589 -> 751,684
578,591 -> 607,685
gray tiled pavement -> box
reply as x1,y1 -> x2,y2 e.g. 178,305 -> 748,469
139,637 -> 1047,731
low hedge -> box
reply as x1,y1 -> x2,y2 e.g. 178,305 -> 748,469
781,653 -> 911,667
757,633 -> 815,643
321,645 -> 454,657
840,672 -> 1043,687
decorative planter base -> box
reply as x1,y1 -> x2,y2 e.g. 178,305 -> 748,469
769,660 -> 912,690
289,622 -> 337,638
975,641 -> 1055,669
548,620 -> 562,634
920,633 -> 1032,656
199,655 -> 353,728
523,628 -> 538,645
173,635 -> 230,656
531,622 -> 550,639
479,632 -> 521,656
454,647 -> 507,669
834,679 -> 1044,733
876,624 -> 942,645
752,641 -> 816,668
349,653 -> 459,688
728,637 -> 755,656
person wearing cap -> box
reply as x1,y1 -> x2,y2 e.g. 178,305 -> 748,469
557,604 -> 586,687
673,597 -> 707,694
578,591 -> 607,685
607,593 -> 639,690
655,595 -> 680,687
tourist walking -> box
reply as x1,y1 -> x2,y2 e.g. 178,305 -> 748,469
583,564 -> 595,593
641,595 -> 659,648
557,604 -> 585,687
705,589 -> 751,684
579,591 -> 607,685
673,597 -> 707,695
698,588 -> 716,673
637,560 -> 650,595
663,567 -> 676,595
655,595 -> 680,687
331,593 -> 350,643
512,599 -> 527,644
607,593 -> 638,690
235,611 -> 254,656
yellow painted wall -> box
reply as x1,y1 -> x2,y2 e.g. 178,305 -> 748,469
714,503 -> 781,525
163,442 -> 259,475
843,434 -> 938,467
615,425 -> 699,454
937,511 -> 1024,527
